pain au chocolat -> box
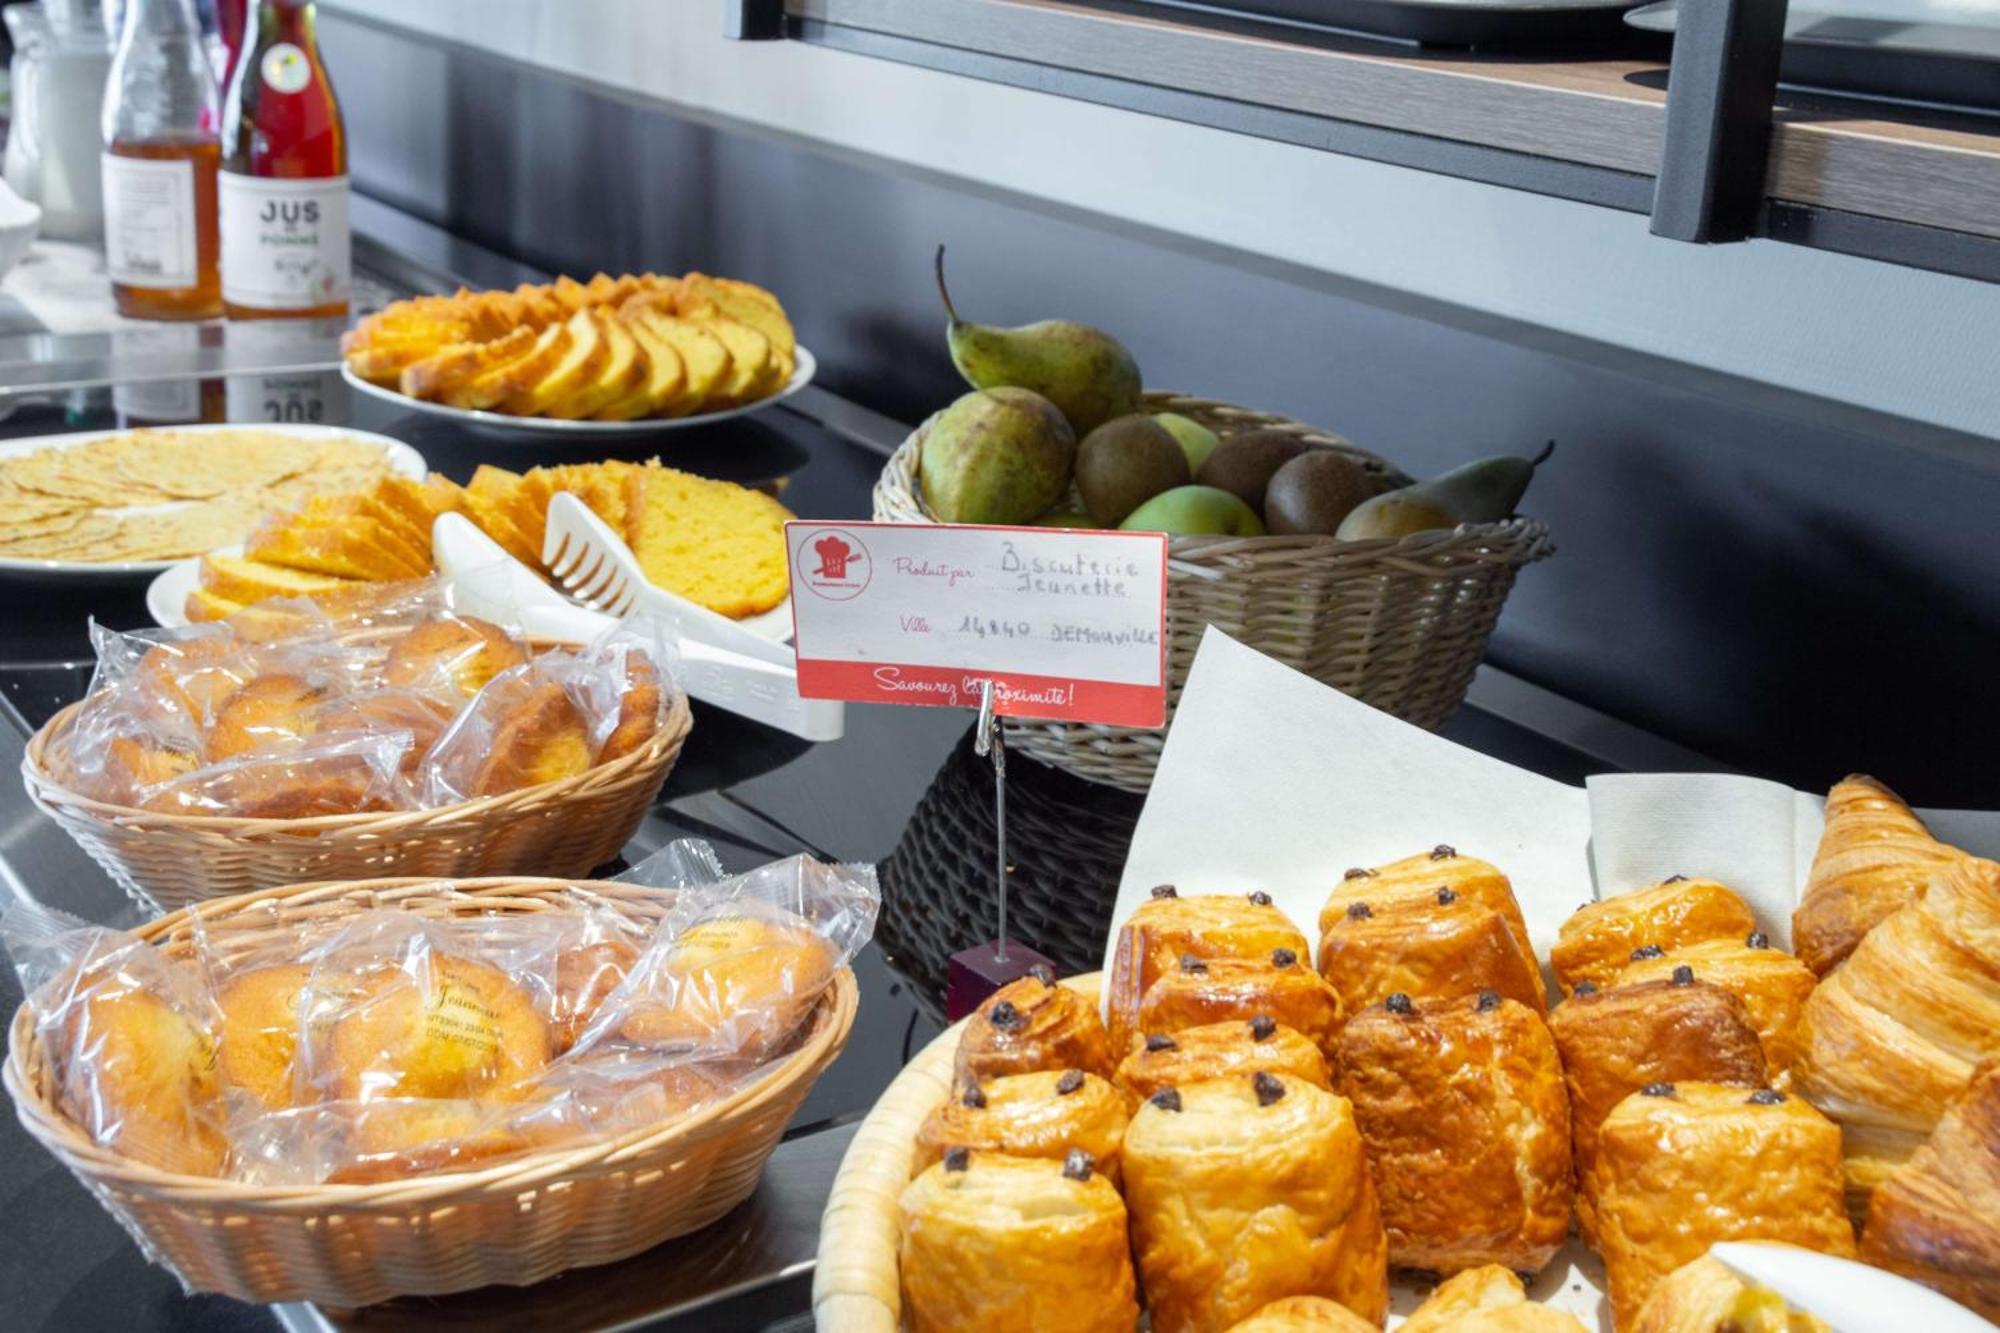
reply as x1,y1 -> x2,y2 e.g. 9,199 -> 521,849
916,1069 -> 1131,1185
1115,1016 -> 1331,1102
1136,949 -> 1342,1061
1337,990 -> 1572,1277
954,969 -> 1117,1091
1320,846 -> 1545,1009
1106,888 -> 1310,1057
1585,1082 -> 1855,1329
898,1150 -> 1140,1333
1548,877 -> 1757,996
1124,1072 -> 1388,1333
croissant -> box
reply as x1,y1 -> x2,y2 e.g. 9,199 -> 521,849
1793,854 -> 2000,1215
1793,775 -> 1964,976
1858,1060 -> 2000,1320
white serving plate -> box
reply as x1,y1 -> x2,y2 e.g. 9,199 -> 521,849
0,425 -> 425,580
150,542 -> 797,645
340,345 -> 816,438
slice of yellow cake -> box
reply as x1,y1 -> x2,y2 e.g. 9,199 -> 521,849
622,462 -> 792,618
198,553 -> 357,605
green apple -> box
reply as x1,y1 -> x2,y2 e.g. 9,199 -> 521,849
1119,485 -> 1266,538
1153,412 -> 1221,475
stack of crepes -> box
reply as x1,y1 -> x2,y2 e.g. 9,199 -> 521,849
193,459 -> 793,624
0,430 -> 396,565
341,271 -> 796,421
0,852 -> 876,1185
51,578 -> 675,819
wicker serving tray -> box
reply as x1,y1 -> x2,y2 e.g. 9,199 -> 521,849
22,690 -> 691,911
874,391 -> 1554,791
6,874 -> 859,1308
813,971 -> 1104,1332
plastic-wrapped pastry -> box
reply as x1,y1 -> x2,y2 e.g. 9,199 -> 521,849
1611,934 -> 1817,1087
1222,1296 -> 1376,1332
615,905 -> 837,1059
1793,774 -> 1964,976
45,952 -> 228,1176
898,1150 -> 1140,1333
1124,1072 -> 1388,1333
1107,888 -> 1311,1056
1549,877 -> 1758,995
321,954 -> 552,1101
1629,1252 -> 1832,1333
1321,846 -> 1546,1009
1792,854 -> 2000,1214
1316,884 -> 1542,1019
216,963 -> 313,1109
1136,949 -> 1342,1061
1399,1266 -> 1590,1333
916,1069 -> 1130,1184
549,937 -> 638,1054
955,969 -> 1117,1091
381,613 -> 529,700
1585,1082 -> 1856,1329
1115,1016 -> 1331,1102
204,672 -> 335,761
1858,1061 -> 2000,1320
1546,976 -> 1767,1235
1337,990 -> 1572,1276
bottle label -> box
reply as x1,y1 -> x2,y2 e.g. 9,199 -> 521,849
101,154 -> 200,289
262,43 -> 312,94
219,173 -> 351,310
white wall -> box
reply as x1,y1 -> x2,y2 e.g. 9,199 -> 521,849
321,0 -> 2000,439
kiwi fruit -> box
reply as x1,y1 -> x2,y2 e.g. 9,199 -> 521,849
1264,450 -> 1375,536
1075,414 -> 1191,528
1195,429 -> 1311,514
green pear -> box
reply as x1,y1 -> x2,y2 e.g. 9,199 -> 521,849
936,245 -> 1142,435
920,387 -> 1077,525
1120,485 -> 1265,538
1153,412 -> 1221,474
1336,441 -> 1554,541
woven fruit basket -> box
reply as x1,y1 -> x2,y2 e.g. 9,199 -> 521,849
5,874 -> 859,1308
873,391 -> 1554,791
21,690 -> 691,911
813,971 -> 1102,1331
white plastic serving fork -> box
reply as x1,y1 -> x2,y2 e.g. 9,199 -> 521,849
432,511 -> 843,742
1708,1242 -> 1993,1333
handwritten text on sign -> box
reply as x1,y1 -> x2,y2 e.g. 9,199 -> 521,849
786,521 -> 1168,727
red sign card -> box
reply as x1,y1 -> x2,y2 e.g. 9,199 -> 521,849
786,521 -> 1169,727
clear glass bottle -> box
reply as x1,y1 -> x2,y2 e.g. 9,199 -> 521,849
100,0 -> 221,320
219,0 -> 349,320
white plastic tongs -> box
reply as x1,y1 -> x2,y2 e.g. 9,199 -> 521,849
430,510 -> 843,742
1708,1242 -> 1993,1333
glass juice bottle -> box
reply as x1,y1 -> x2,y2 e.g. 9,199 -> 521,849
100,0 -> 222,320
219,0 -> 349,320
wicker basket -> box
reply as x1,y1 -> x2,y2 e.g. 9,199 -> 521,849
5,875 -> 859,1308
877,734 -> 1141,1022
21,691 -> 692,911
873,392 -> 1554,791
813,971 -> 1102,1332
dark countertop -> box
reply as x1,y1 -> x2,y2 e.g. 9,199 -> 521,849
0,300 -> 1636,1333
